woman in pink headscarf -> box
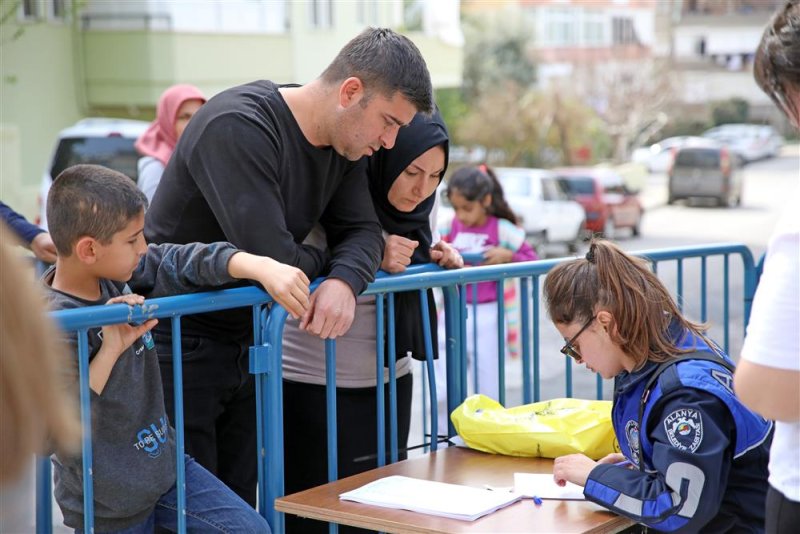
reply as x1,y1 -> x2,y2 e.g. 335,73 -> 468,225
135,84 -> 206,202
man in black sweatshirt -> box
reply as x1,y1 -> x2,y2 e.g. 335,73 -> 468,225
145,27 -> 434,505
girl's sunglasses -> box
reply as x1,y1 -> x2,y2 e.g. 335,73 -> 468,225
560,315 -> 596,361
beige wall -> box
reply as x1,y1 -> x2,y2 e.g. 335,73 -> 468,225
1,22 -> 82,218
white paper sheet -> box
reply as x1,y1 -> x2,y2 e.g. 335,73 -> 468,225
339,475 -> 521,521
513,473 -> 586,500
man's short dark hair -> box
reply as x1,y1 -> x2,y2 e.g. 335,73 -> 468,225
321,27 -> 433,114
47,164 -> 147,256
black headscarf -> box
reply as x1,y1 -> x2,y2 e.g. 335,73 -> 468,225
367,107 -> 449,264
366,106 -> 449,363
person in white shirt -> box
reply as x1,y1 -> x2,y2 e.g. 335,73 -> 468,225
735,3 -> 800,532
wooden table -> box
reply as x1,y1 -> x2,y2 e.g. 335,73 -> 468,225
275,447 -> 635,533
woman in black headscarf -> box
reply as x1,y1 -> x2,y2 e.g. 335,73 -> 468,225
281,107 -> 461,534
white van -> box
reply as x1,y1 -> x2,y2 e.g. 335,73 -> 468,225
37,118 -> 150,230
493,167 -> 586,251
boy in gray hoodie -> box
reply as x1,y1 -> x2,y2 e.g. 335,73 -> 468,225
43,164 -> 307,532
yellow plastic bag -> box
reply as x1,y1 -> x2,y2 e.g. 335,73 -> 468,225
450,395 -> 620,460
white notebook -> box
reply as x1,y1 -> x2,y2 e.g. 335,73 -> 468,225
339,475 -> 522,522
513,473 -> 586,500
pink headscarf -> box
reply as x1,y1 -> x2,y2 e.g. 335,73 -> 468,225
135,84 -> 206,165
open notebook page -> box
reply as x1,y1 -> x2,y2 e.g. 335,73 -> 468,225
339,475 -> 522,522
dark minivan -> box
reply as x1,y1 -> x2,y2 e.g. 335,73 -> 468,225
668,143 -> 742,207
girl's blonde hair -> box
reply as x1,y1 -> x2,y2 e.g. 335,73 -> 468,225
543,238 -> 707,369
1,223 -> 79,484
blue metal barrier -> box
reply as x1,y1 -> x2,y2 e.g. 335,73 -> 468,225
38,243 -> 756,534
41,287 -> 275,534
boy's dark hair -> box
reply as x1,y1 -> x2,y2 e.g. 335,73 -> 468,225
47,164 -> 147,257
754,0 -> 800,122
320,27 -> 433,114
447,165 -> 518,225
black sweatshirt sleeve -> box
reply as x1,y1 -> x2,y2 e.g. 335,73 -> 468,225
320,161 -> 384,295
129,242 -> 239,298
185,112 -> 329,280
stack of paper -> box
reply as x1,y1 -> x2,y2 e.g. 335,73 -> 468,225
339,475 -> 521,521
513,473 -> 585,500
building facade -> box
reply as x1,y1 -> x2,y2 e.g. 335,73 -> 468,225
1,0 -> 462,217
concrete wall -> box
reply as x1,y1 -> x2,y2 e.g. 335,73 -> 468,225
0,22 -> 82,218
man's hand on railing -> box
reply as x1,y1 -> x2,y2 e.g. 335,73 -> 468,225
430,240 -> 463,269
381,235 -> 418,274
299,278 -> 356,339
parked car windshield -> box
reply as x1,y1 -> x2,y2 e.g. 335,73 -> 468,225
674,149 -> 720,169
50,136 -> 140,181
557,177 -> 594,196
496,173 -> 532,196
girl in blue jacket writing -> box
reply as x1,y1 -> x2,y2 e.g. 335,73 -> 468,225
546,239 -> 772,533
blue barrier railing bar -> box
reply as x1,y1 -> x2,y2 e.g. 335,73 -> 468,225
388,293 -> 399,463
532,276 -> 541,402
171,318 -> 187,533
520,277 -> 532,404
701,256 -> 708,322
419,289 -> 438,450
264,306 -> 288,533
325,339 -> 338,485
497,284 -> 506,406
458,285 -> 467,416
471,283 -> 479,394
677,258 -> 684,312
253,307 -> 268,517
36,457 -> 52,534
77,329 -> 95,533
724,254 -> 731,353
375,294 -> 386,468
442,285 -> 462,439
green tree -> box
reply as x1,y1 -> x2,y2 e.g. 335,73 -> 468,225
461,10 -> 537,104
711,98 -> 750,126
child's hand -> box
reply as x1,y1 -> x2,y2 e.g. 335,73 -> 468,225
91,295 -> 158,394
552,453 -> 596,488
227,253 -> 311,320
381,235 -> 418,273
430,240 -> 463,269
255,258 -> 310,320
596,452 -> 627,465
482,246 -> 514,265
100,295 -> 158,357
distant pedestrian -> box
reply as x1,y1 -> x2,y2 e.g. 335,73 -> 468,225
135,84 -> 206,202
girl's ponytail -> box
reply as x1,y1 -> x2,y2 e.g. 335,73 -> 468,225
545,239 -> 708,369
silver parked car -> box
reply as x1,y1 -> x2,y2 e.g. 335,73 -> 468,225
702,123 -> 783,164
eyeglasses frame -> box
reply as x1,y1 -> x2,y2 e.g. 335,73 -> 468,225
560,315 -> 596,361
